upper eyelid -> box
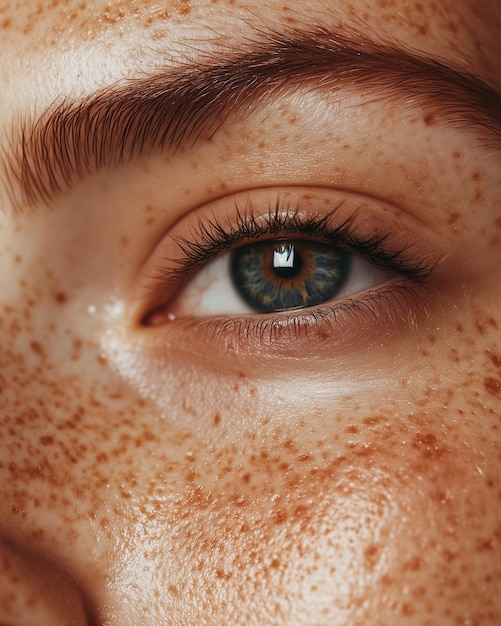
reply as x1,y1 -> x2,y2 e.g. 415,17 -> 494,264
146,205 -> 438,310
4,25 -> 501,212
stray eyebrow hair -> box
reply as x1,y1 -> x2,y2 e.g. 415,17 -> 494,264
3,26 -> 501,210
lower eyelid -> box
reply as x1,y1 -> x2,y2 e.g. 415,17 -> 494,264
143,279 -> 436,362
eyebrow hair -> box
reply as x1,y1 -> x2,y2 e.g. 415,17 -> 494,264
3,26 -> 501,210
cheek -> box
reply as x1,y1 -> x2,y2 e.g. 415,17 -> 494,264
117,402 -> 499,624
1,299 -> 500,623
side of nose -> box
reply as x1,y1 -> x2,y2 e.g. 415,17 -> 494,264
0,537 -> 91,626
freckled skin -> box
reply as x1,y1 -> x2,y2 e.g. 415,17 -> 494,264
0,0 -> 500,625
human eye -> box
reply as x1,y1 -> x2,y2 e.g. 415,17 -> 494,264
163,235 -> 388,317
137,187 -> 439,357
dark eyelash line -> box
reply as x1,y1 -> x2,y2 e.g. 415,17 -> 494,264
156,200 -> 436,287
198,280 -> 426,340
157,280 -> 437,353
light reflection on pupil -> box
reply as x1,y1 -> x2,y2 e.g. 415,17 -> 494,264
273,244 -> 302,279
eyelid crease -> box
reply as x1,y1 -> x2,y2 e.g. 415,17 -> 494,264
3,24 -> 501,211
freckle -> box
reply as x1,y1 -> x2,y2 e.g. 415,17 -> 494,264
120,235 -> 129,247
472,171 -> 480,182
30,341 -> 45,357
404,556 -> 422,571
364,543 -> 380,570
475,320 -> 487,335
54,291 -> 67,304
449,348 -> 460,363
423,112 -> 436,126
452,150 -> 462,159
487,351 -> 501,368
271,508 -> 287,524
177,0 -> 192,15
345,425 -> 359,434
483,377 -> 500,396
363,416 -> 383,426
447,211 -> 459,226
447,20 -> 458,34
412,432 -> 444,459
213,413 -> 221,427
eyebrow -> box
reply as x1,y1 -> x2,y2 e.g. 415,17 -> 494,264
3,26 -> 501,210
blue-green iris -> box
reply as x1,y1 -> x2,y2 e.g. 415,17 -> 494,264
230,239 -> 351,313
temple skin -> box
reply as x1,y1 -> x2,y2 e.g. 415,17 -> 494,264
0,0 -> 500,624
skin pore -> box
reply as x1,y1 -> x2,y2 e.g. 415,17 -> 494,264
0,0 -> 500,624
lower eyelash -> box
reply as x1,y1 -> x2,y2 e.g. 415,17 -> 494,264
164,280 -> 437,355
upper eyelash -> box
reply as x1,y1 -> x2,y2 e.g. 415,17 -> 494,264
156,200 -> 437,285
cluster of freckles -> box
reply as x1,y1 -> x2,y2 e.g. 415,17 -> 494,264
0,265 -> 500,622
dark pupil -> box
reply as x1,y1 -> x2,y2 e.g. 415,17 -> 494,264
230,238 -> 351,313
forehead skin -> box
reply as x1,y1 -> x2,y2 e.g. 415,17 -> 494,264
0,0 -> 500,96
0,1 -> 500,625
